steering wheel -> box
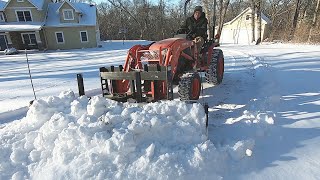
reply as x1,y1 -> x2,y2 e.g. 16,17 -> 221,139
176,28 -> 194,40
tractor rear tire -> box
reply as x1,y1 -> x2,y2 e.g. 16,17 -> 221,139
178,72 -> 201,101
205,49 -> 224,85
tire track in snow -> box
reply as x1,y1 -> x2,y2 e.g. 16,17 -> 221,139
199,48 -> 278,176
206,48 -> 276,126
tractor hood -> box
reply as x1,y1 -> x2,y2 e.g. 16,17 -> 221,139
149,38 -> 192,50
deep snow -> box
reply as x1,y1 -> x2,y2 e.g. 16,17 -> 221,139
0,41 -> 320,179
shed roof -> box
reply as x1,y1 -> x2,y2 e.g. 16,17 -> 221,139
224,7 -> 271,26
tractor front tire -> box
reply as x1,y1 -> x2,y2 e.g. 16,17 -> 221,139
205,49 -> 224,85
178,72 -> 201,101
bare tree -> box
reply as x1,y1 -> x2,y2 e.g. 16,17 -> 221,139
105,0 -> 137,39
250,0 -> 256,42
301,0 -> 313,20
255,0 -> 262,44
55,0 -> 93,2
308,0 -> 320,42
95,0 -> 320,43
158,0 -> 165,39
290,0 -> 301,38
201,0 -> 220,39
264,0 -> 292,40
216,0 -> 230,42
202,0 -> 212,38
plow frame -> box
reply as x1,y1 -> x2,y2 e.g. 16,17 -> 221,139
100,64 -> 173,102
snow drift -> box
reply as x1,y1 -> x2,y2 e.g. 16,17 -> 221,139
0,90 -> 274,179
0,91 -> 213,179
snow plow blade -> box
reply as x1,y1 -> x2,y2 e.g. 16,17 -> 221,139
99,64 -> 173,103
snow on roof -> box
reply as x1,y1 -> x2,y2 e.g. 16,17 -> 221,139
56,0 -> 81,13
0,22 -> 44,31
0,0 -> 7,11
261,13 -> 271,24
2,0 -> 45,10
46,2 -> 96,27
28,0 -> 46,10
224,7 -> 271,26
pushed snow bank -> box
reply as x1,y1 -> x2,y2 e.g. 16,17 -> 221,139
0,91 -> 222,179
0,91 -> 275,179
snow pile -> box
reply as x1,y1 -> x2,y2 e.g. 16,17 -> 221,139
0,90 -> 276,179
0,91 -> 221,179
218,110 -> 275,161
0,80 -> 278,178
249,56 -> 270,71
225,110 -> 274,126
227,139 -> 255,160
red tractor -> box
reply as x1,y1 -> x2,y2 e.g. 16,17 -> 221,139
99,38 -> 224,102
99,6 -> 224,103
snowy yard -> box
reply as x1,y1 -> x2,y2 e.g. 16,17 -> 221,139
0,41 -> 149,119
0,41 -> 320,179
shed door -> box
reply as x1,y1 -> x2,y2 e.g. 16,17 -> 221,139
0,35 -> 8,50
221,28 -> 252,44
233,29 -> 251,44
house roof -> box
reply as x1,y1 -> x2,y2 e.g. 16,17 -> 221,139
56,1 -> 81,13
29,0 -> 46,10
46,2 -> 96,28
0,22 -> 44,31
2,0 -> 46,10
224,7 -> 271,26
0,0 -> 7,11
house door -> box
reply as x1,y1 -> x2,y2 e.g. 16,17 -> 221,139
0,35 -> 8,50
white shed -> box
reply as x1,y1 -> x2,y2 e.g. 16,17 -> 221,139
220,7 -> 271,44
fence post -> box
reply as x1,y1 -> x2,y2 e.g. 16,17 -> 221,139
77,73 -> 85,96
204,103 -> 209,139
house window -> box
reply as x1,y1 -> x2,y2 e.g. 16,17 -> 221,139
63,9 -> 74,20
17,0 -> 24,2
21,33 -> 37,45
16,11 -> 32,22
80,31 -> 88,42
0,12 -> 5,22
55,32 -> 64,44
246,15 -> 250,20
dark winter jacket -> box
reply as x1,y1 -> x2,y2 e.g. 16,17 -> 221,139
180,12 -> 208,40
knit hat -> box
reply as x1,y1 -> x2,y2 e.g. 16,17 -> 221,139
194,6 -> 203,13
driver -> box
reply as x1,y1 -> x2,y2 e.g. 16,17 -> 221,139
180,6 -> 208,54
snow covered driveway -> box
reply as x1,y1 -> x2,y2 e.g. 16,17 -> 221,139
206,44 -> 320,179
0,42 -> 320,179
